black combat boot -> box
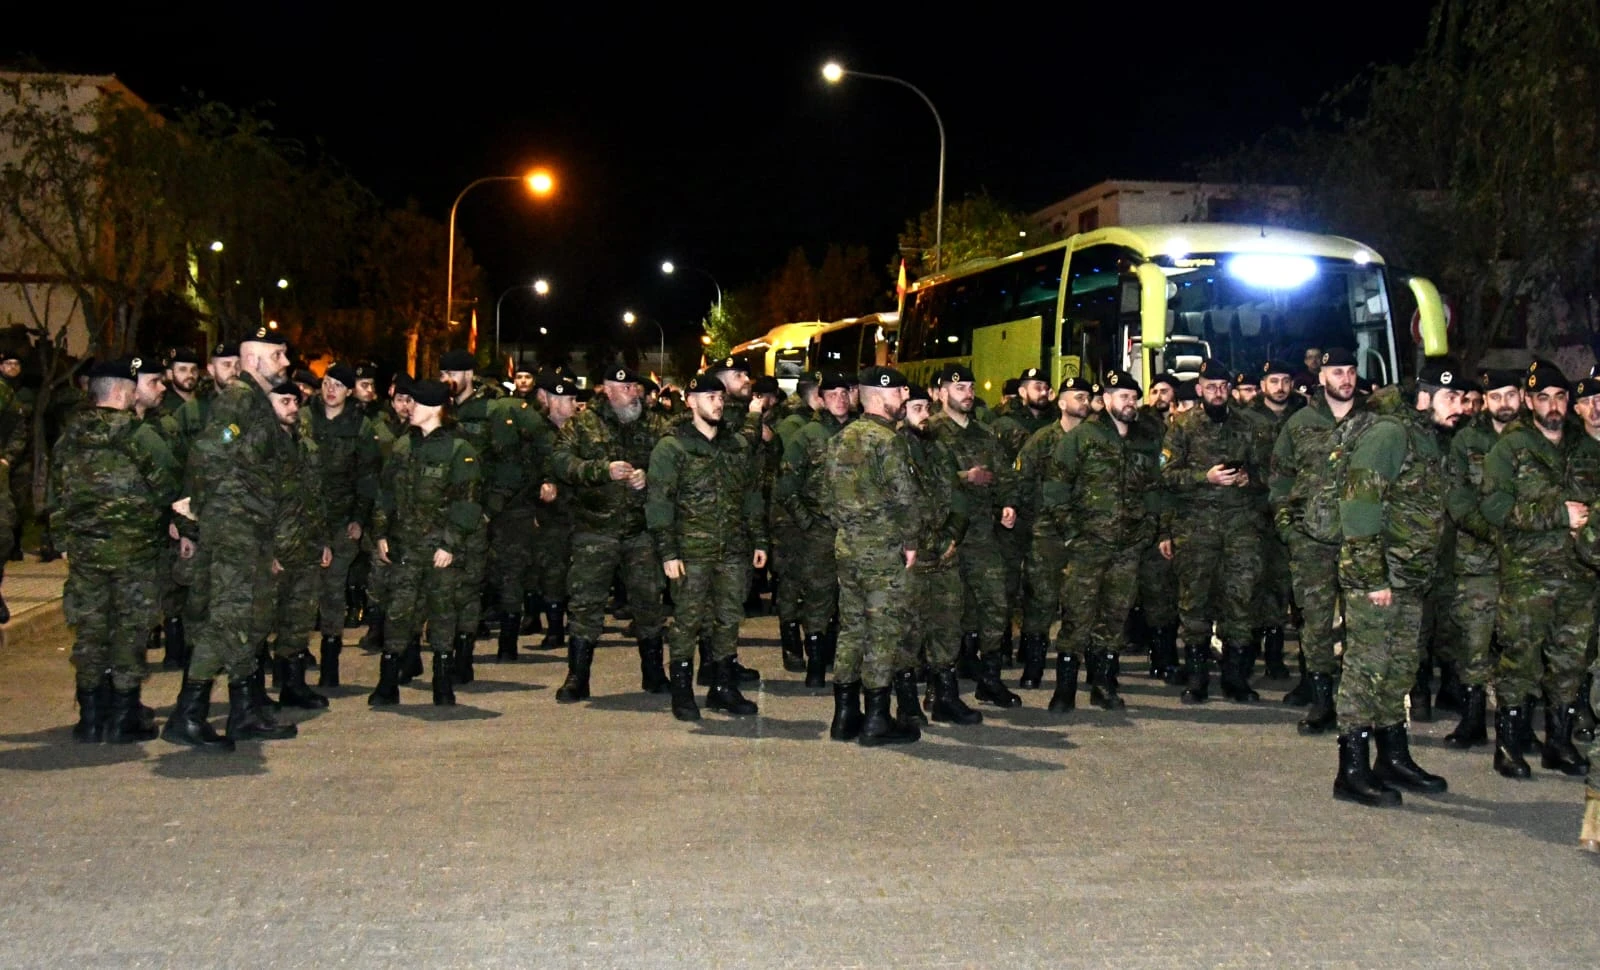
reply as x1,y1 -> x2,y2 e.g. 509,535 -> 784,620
496,616 -> 521,662
1494,705 -> 1531,779
1018,633 -> 1048,690
859,685 -> 919,746
1180,642 -> 1210,704
1434,660 -> 1464,715
72,678 -> 111,742
1333,726 -> 1403,807
830,682 -> 863,741
705,658 -> 759,716
638,637 -> 669,694
1147,626 -> 1176,680
929,665 -> 982,725
1297,672 -> 1338,735
399,636 -> 424,684
1219,643 -> 1260,703
279,653 -> 330,710
254,654 -> 280,710
780,620 -> 805,673
1372,721 -> 1448,792
1125,604 -> 1149,655
555,637 -> 594,703
432,653 -> 457,706
368,653 -> 401,706
824,614 -> 839,670
318,634 -> 342,688
1574,674 -> 1598,743
893,668 -> 927,727
1282,649 -> 1312,706
957,632 -> 981,680
1443,685 -> 1488,748
727,653 -> 760,684
162,615 -> 189,672
105,687 -> 159,743
162,678 -> 233,750
668,659 -> 699,721
974,651 -> 1022,708
358,606 -> 385,653
1048,654 -> 1080,713
696,638 -> 715,687
226,676 -> 298,741
1160,627 -> 1186,685
1262,626 -> 1289,679
1408,658 -> 1433,722
454,632 -> 475,685
1089,650 -> 1126,710
1541,703 -> 1589,775
999,621 -> 1016,668
541,601 -> 566,649
344,584 -> 364,628
521,593 -> 543,635
803,632 -> 828,689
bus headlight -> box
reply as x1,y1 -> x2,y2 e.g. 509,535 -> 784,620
1228,254 -> 1317,289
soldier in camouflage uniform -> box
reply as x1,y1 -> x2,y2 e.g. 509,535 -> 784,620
1041,370 -> 1157,712
439,350 -> 506,680
483,386 -> 553,663
1014,377 -> 1093,690
48,358 -> 180,743
1242,360 -> 1304,680
825,366 -> 921,746
929,364 -> 1022,709
1137,374 -> 1182,681
368,379 -> 483,707
0,349 -> 32,563
265,382 -> 333,710
0,358 -> 32,622
1161,359 -> 1271,704
532,375 -> 578,648
360,375 -> 414,661
163,328 -> 299,750
989,368 -> 1055,665
1481,365 -> 1593,778
771,372 -> 819,672
646,374 -> 767,721
1330,359 -> 1466,807
550,365 -> 668,702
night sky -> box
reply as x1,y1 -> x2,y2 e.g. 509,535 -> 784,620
11,3 -> 1433,351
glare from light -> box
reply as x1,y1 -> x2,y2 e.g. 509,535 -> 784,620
822,62 -> 844,83
533,279 -> 550,296
623,311 -> 637,325
1353,250 -> 1372,265
267,320 -> 279,329
208,240 -> 224,253
539,327 -> 548,335
946,334 -> 959,343
1165,237 -> 1188,259
660,261 -> 675,275
1019,230 -> 1027,238
1229,254 -> 1318,289
525,169 -> 555,196
276,278 -> 289,289
700,335 -> 711,345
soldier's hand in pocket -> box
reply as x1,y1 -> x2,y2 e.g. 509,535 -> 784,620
663,559 -> 685,580
1367,587 -> 1393,608
433,549 -> 454,569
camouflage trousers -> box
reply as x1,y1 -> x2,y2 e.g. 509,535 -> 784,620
1337,586 -> 1424,732
1022,529 -> 1068,638
835,547 -> 912,690
64,560 -> 160,690
317,528 -> 360,637
1253,528 -> 1296,631
999,524 -> 1028,626
188,528 -> 276,681
769,523 -> 806,625
455,527 -> 490,633
270,558 -> 321,659
384,543 -> 473,655
1059,541 -> 1142,662
1416,577 -> 1458,671
567,530 -> 665,642
667,550 -> 749,664
1287,536 -> 1342,676
1494,565 -> 1594,706
0,468 -> 15,559
1447,573 -> 1498,687
793,528 -> 838,636
1173,514 -> 1261,647
532,510 -> 572,602
958,529 -> 1010,657
488,506 -> 539,614
159,538 -> 185,619
1137,541 -> 1178,629
902,556 -> 962,670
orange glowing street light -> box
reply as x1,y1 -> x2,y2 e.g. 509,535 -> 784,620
445,168 -> 558,343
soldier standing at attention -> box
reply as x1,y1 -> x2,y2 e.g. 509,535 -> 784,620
929,364 -> 1021,709
825,366 -> 922,746
646,374 -> 768,721
1161,359 -> 1270,704
0,349 -> 32,563
368,379 -> 482,707
162,327 -> 298,750
550,365 -> 668,703
265,382 -> 333,710
770,371 -> 819,673
532,375 -> 577,649
1331,358 -> 1467,806
485,381 -> 552,663
1244,360 -> 1303,681
1480,365 -> 1593,778
360,376 -> 414,660
439,349 -> 509,679
991,367 -> 1055,666
48,358 -> 180,743
1137,373 -> 1182,682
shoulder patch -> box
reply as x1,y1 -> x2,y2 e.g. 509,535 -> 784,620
1159,447 -> 1174,467
221,423 -> 240,443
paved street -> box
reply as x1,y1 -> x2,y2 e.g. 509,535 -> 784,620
0,613 -> 1596,969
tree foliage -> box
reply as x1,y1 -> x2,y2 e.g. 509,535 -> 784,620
896,191 -> 1055,281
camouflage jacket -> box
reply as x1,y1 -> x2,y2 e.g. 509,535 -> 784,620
1445,414 -> 1505,577
1015,419 -> 1071,537
1042,410 -> 1158,547
303,403 -> 380,528
275,426 -> 329,566
1160,404 -> 1270,513
0,379 -> 28,468
1481,419 -> 1584,573
1339,408 -> 1450,593
927,411 -> 1017,541
824,413 -> 920,561
159,385 -> 219,471
46,407 -> 180,569
550,397 -> 663,538
373,425 -> 482,561
904,426 -> 968,558
485,396 -> 553,516
1270,396 -> 1367,545
646,419 -> 767,563
990,405 -> 1054,465
186,377 -> 291,536
776,410 -> 850,532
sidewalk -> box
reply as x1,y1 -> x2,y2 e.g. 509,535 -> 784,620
0,556 -> 67,650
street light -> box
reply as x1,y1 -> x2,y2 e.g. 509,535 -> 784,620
496,278 -> 551,362
822,61 -> 946,272
623,310 -> 665,378
660,260 -> 722,311
208,240 -> 224,253
445,168 -> 557,333
276,278 -> 289,289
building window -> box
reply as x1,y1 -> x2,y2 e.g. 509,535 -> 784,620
1077,207 -> 1100,233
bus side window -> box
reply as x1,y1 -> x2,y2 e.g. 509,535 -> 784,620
1062,244 -> 1137,380
1013,253 -> 1065,369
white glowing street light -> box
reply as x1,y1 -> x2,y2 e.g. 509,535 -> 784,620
623,310 -> 665,374
208,240 -> 224,253
660,260 -> 722,311
496,278 -> 551,361
276,277 -> 289,289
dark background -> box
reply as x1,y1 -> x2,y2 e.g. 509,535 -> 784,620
9,2 -> 1434,348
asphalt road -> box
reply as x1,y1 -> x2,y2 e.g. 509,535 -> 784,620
1,616 -> 1595,969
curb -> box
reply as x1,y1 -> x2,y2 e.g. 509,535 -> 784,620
1,601 -> 67,651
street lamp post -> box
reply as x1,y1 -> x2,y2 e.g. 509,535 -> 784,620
445,169 -> 555,331
822,62 -> 946,272
660,261 -> 723,311
495,278 -> 550,362
623,310 -> 665,378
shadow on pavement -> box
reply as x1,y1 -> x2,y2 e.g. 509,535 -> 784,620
1401,791 -> 1577,846
151,743 -> 268,778
0,739 -> 151,771
924,721 -> 1077,752
689,715 -> 828,741
1130,703 -> 1302,726
891,738 -> 1067,772
372,704 -> 503,722
582,692 -> 669,713
458,678 -> 544,694
753,680 -> 832,699
0,725 -> 82,745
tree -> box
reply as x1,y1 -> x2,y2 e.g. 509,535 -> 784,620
354,202 -> 483,377
895,191 -> 1055,281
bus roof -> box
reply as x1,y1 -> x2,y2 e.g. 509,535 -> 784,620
907,223 -> 1385,292
814,312 -> 899,336
731,321 -> 828,354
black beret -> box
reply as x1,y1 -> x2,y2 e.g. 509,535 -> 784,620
1001,379 -> 1020,396
1320,347 -> 1358,367
858,366 -> 908,389
1176,380 -> 1198,402
168,347 -> 201,365
87,358 -> 136,382
390,372 -> 415,396
132,355 -> 165,376
242,326 -> 287,347
1481,369 -> 1522,392
0,348 -> 22,364
1018,367 -> 1048,384
1293,372 -> 1318,396
602,365 -> 638,384
576,386 -> 594,403
907,384 -> 930,402
325,364 -> 357,389
1417,357 -> 1465,389
541,378 -> 577,398
513,363 -> 536,376
439,349 -> 476,372
354,361 -> 379,381
292,368 -> 318,387
409,379 -> 450,407
819,371 -> 853,392
1196,359 -> 1232,382
1150,373 -> 1182,390
1574,378 -> 1600,401
796,371 -> 820,387
940,364 -> 975,384
1262,360 -> 1297,378
686,374 -> 724,395
639,376 -> 659,393
211,342 -> 237,359
752,375 -> 779,396
1233,370 -> 1259,388
1100,369 -> 1142,396
268,380 -> 301,397
1527,357 -> 1561,374
710,356 -> 750,375
1526,367 -> 1571,393
1058,376 -> 1094,393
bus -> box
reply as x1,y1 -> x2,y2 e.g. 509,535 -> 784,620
727,321 -> 829,393
894,223 -> 1448,397
809,312 -> 899,375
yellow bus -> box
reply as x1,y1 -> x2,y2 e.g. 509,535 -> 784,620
728,321 -> 829,393
809,312 -> 899,374
894,223 -> 1448,396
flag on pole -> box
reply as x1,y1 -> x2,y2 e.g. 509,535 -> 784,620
468,307 -> 478,354
896,258 -> 907,316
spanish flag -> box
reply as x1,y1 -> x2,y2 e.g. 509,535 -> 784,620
896,258 -> 907,316
468,307 -> 478,354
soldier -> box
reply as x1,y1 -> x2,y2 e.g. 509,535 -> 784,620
1232,371 -> 1260,407
1331,358 -> 1467,806
990,367 -> 1055,665
1270,350 -> 1363,733
368,379 -> 482,707
1481,365 -> 1593,778
1161,359 -> 1270,704
48,358 -> 180,743
1173,379 -> 1198,415
265,381 -> 333,710
352,362 -> 381,414
1137,374 -> 1183,682
1146,373 -> 1179,419
159,347 -> 203,416
1563,378 -> 1600,744
1439,369 -> 1522,748
0,348 -> 31,562
1244,360 -> 1304,681
439,349 -> 508,679
549,365 -> 668,702
646,374 -> 767,721
929,364 -> 1022,709
512,364 -> 537,400
532,375 -> 577,648
345,360 -> 385,626
360,374 -> 416,660
825,366 -> 921,746
1014,377 -> 1093,691
1041,370 -> 1157,711
481,383 -> 553,663
771,371 -> 819,672
162,327 -> 299,750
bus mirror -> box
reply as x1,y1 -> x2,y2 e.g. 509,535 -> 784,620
1407,276 -> 1448,356
1136,263 -> 1168,351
